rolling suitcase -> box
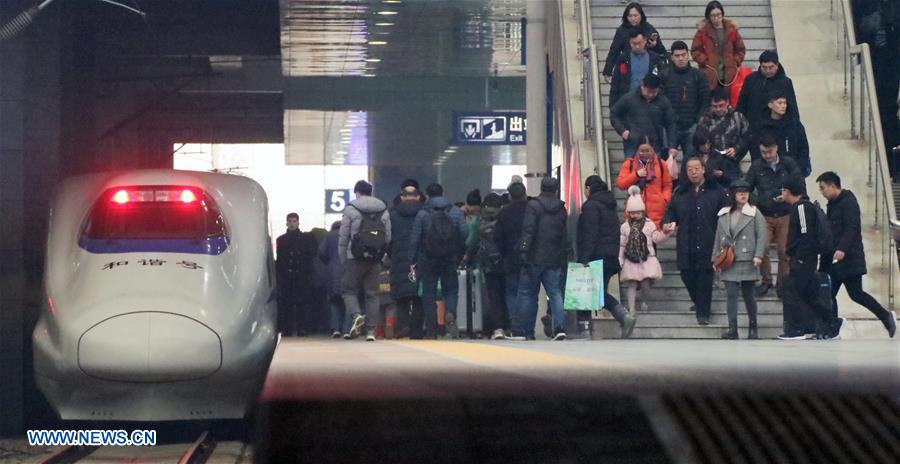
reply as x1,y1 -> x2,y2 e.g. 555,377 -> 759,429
456,268 -> 483,336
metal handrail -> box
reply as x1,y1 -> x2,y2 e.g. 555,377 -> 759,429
831,0 -> 897,309
574,0 -> 609,182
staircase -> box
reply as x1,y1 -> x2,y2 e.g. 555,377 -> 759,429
589,0 -> 779,338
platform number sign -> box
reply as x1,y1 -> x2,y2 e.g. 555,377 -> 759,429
454,112 -> 526,145
325,189 -> 351,213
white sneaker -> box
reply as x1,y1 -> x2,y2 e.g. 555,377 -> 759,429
349,314 -> 366,338
506,334 -> 527,341
491,329 -> 506,340
366,334 -> 376,342
331,330 -> 342,338
552,332 -> 567,341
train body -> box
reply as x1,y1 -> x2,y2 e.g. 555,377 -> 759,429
33,169 -> 278,421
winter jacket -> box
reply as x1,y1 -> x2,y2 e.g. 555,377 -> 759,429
663,179 -> 727,270
388,200 -> 423,298
602,22 -> 666,77
276,229 -> 318,291
618,219 -> 667,282
659,63 -> 711,130
338,195 -> 391,263
786,196 -> 821,262
519,193 -> 568,266
691,19 -> 746,90
494,198 -> 528,273
408,196 -> 469,264
679,151 -> 740,188
735,63 -> 800,130
696,107 -> 752,162
743,155 -> 802,218
317,228 -> 343,297
757,113 -> 811,175
609,50 -> 664,107
577,190 -> 622,271
610,90 -> 678,153
711,204 -> 768,267
616,155 -> 673,228
821,190 -> 867,279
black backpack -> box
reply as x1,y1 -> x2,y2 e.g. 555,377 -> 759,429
476,216 -> 503,272
424,206 -> 460,260
811,201 -> 834,255
350,206 -> 388,261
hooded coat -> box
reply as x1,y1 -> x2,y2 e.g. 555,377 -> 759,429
616,154 -> 673,229
408,196 -> 469,264
577,189 -> 622,271
389,199 -> 423,299
691,19 -> 746,90
338,195 -> 391,262
518,193 -> 568,266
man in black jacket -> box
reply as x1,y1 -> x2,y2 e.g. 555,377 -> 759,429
757,91 -> 811,174
660,41 -> 710,158
816,172 -> 896,337
610,30 -> 663,107
276,212 -> 319,336
664,157 -> 727,325
744,134 -> 802,297
736,50 -> 801,159
577,176 -> 636,338
779,176 -> 843,340
515,177 -> 568,340
389,180 -> 425,338
611,74 -> 679,159
495,181 -> 528,325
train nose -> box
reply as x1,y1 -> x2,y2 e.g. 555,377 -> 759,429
78,312 -> 222,382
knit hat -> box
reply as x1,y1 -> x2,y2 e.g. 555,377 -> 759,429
509,174 -> 524,187
625,185 -> 646,212
759,49 -> 779,64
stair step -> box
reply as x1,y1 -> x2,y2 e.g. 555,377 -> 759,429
594,38 -> 774,54
592,320 -> 784,339
592,16 -> 774,30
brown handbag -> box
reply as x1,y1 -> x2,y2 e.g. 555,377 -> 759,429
713,243 -> 735,271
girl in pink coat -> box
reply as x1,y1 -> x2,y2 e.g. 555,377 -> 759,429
619,185 -> 673,313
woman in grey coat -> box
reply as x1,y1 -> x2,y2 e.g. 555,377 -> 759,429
711,179 -> 767,339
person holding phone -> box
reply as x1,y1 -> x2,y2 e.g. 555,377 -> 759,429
697,88 -> 751,177
743,134 -> 802,298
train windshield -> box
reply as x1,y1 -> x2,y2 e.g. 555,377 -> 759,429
79,186 -> 229,254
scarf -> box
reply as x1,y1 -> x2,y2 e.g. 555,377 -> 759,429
623,217 -> 650,263
636,156 -> 658,183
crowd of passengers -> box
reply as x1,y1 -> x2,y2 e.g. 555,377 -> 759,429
273,1 -> 897,342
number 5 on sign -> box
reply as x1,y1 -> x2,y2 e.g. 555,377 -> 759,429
325,189 -> 350,213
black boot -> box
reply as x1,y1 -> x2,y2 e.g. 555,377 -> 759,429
722,325 -> 739,339
747,297 -> 759,339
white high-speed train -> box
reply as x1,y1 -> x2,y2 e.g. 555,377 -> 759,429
33,169 -> 278,421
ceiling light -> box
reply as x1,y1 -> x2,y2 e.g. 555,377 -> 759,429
376,11 -> 398,15
383,0 -> 402,3
340,128 -> 352,132
367,41 -> 388,45
375,22 -> 394,26
365,58 -> 381,62
444,148 -> 456,153
362,73 -> 376,77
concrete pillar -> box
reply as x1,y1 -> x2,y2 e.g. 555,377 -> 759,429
525,0 -> 547,194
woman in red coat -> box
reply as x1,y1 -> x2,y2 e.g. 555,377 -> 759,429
616,135 -> 673,229
691,1 -> 746,92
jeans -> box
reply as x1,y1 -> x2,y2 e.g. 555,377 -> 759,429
675,125 -> 696,158
328,294 -> 347,333
680,268 -> 714,320
420,259 -> 459,333
341,260 -> 381,334
517,265 -> 565,338
830,273 -> 891,322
